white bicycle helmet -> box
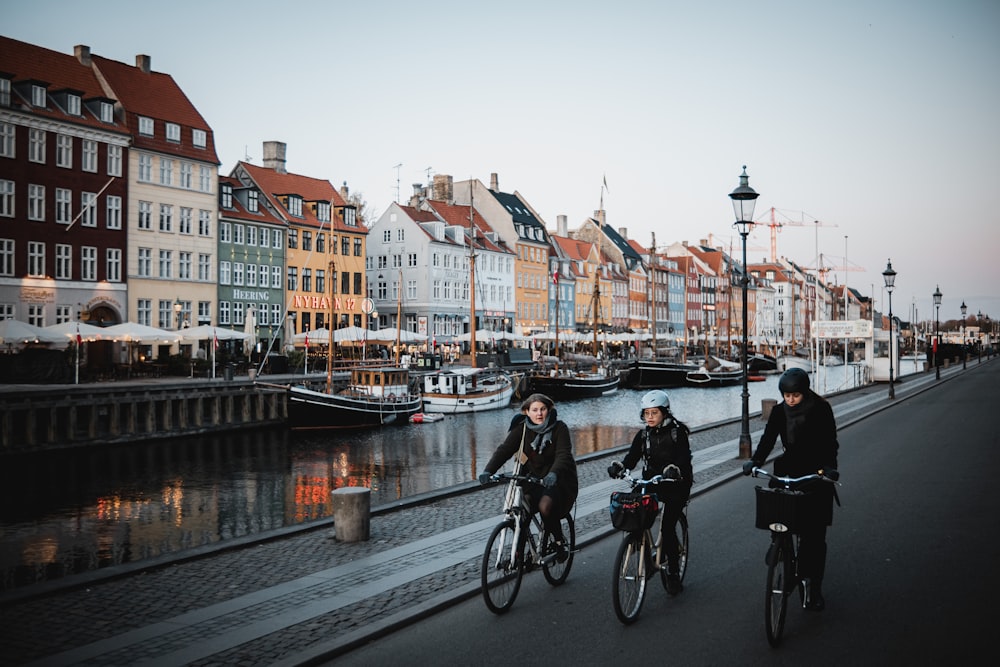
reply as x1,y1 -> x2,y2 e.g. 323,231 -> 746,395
640,389 -> 670,414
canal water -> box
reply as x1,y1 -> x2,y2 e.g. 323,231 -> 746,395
0,369 -> 855,590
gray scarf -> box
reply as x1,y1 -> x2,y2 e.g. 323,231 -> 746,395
525,409 -> 557,455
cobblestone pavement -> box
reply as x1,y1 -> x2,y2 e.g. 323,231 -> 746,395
0,365 -> 962,666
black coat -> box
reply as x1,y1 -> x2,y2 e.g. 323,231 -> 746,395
623,418 -> 693,504
485,419 -> 579,503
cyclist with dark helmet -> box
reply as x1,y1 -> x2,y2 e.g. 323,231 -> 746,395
743,367 -> 840,611
607,389 -> 693,595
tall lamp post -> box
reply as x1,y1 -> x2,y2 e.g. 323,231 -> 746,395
174,299 -> 183,331
933,286 -> 942,380
729,166 -> 759,460
977,310 -> 983,363
960,301 -> 967,369
882,260 -> 896,399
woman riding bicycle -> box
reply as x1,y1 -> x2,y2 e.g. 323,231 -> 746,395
743,367 -> 840,611
479,393 -> 578,556
607,389 -> 692,595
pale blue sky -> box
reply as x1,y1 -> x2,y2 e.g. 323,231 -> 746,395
7,0 -> 1000,324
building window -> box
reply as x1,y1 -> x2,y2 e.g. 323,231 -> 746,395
246,263 -> 257,287
221,183 -> 232,208
81,246 -> 97,281
382,230 -> 391,243
31,85 -> 46,108
159,250 -> 172,278
316,232 -> 325,253
198,210 -> 211,236
138,247 -> 151,277
28,241 -> 45,277
199,165 -> 211,192
302,268 -> 311,292
179,251 -> 192,279
192,129 -> 206,148
219,301 -> 230,325
28,184 -> 45,221
81,192 -> 97,227
288,229 -> 298,249
106,248 -> 121,282
159,158 -> 173,186
219,260 -> 230,284
138,201 -> 152,230
27,304 -> 44,327
272,230 -> 282,249
66,94 -> 81,116
0,238 -> 13,276
55,304 -> 71,324
287,266 -> 298,291
56,244 -> 72,279
159,204 -> 173,232
219,221 -> 231,243
287,195 -> 302,217
56,134 -> 72,168
29,129 -> 45,163
0,180 -> 14,217
158,300 -> 172,329
198,253 -> 210,281
138,116 -> 154,136
0,123 -> 14,158
100,102 -> 114,123
343,207 -> 357,226
137,299 -> 151,326
271,266 -> 281,289
56,188 -> 72,225
180,162 -> 192,188
82,139 -> 97,172
302,230 -> 312,251
341,236 -> 350,255
341,271 -> 350,295
247,189 -> 258,212
107,195 -> 122,229
166,122 -> 180,142
259,264 -> 268,287
317,201 -> 330,222
138,154 -> 152,182
233,224 -> 244,245
233,262 -> 244,286
316,269 -> 325,294
179,207 -> 192,234
246,226 -> 257,247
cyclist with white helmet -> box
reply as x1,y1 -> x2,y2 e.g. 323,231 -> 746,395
743,367 -> 840,611
607,389 -> 693,594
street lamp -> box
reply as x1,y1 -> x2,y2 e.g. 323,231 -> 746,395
173,299 -> 183,331
729,165 -> 759,460
977,310 -> 983,363
960,300 -> 967,369
933,286 -> 942,380
882,260 -> 896,399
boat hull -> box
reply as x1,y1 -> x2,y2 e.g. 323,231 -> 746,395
526,372 -> 620,400
288,386 -> 421,429
624,360 -> 701,389
685,368 -> 744,387
777,355 -> 813,372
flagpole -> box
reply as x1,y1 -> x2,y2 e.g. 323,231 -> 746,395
75,322 -> 80,385
212,328 -> 217,379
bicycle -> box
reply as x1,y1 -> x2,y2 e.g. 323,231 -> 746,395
608,469 -> 689,624
748,466 -> 839,647
479,471 -> 577,615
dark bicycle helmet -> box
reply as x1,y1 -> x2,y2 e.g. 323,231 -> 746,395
778,367 -> 810,394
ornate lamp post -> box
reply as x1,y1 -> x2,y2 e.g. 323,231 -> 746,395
173,299 -> 183,331
977,310 -> 983,363
882,260 -> 896,399
729,166 -> 759,460
960,301 -> 967,369
933,286 -> 942,380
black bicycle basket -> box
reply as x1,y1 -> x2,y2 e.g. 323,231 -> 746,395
609,491 -> 660,531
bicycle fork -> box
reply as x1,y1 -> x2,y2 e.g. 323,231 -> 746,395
765,535 -> 812,607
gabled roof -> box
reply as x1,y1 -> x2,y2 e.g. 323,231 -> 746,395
595,221 -> 644,266
422,199 -> 511,254
91,53 -> 219,164
218,175 -> 283,226
489,189 -> 547,236
238,161 -> 351,231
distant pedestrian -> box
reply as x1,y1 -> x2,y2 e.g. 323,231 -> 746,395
743,367 -> 840,611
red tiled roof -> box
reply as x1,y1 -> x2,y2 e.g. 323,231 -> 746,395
423,199 -> 511,254
218,175 -> 284,225
239,161 -> 353,232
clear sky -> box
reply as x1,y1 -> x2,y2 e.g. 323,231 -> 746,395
7,0 -> 999,328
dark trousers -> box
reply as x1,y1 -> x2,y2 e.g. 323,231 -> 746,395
797,525 -> 828,584
655,482 -> 690,574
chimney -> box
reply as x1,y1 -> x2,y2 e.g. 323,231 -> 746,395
557,215 -> 568,237
262,141 -> 287,174
339,181 -> 350,202
594,210 -> 606,227
74,45 -> 91,67
135,54 -> 151,74
618,227 -> 628,239
409,183 -> 425,207
699,238 -> 708,247
490,173 -> 499,191
432,174 -> 454,202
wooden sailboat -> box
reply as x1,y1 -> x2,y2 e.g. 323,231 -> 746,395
287,258 -> 421,428
420,189 -> 514,413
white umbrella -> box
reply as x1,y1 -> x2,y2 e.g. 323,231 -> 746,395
332,326 -> 369,343
293,328 -> 330,345
180,325 -> 250,342
0,319 -> 65,345
103,322 -> 182,343
367,328 -> 428,343
243,306 -> 257,355
43,321 -> 115,343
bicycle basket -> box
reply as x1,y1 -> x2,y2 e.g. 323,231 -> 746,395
754,486 -> 809,531
609,491 -> 659,531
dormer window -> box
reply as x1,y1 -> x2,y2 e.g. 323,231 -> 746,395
0,79 -> 9,107
166,123 -> 180,142
221,183 -> 232,209
317,201 -> 330,223
31,84 -> 46,108
343,206 -> 357,227
287,195 -> 302,217
247,190 -> 258,213
138,116 -> 154,136
99,101 -> 113,123
66,94 -> 81,116
192,129 -> 206,148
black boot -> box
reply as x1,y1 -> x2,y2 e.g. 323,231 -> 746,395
805,580 -> 825,611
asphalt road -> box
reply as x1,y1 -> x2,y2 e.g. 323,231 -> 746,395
331,362 -> 999,666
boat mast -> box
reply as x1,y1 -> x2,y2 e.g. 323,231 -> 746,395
592,262 -> 600,372
326,258 -> 336,394
468,186 -> 477,369
649,232 -> 656,361
395,267 -> 402,365
553,261 -> 560,365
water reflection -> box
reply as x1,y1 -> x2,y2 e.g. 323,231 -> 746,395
2,375 -> 830,589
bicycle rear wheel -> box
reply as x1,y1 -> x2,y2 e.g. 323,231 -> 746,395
765,538 -> 792,646
659,511 -> 690,591
612,533 -> 648,624
481,519 -> 523,614
541,514 -> 576,586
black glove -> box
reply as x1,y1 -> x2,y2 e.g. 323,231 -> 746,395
662,464 -> 682,480
478,472 -> 493,485
742,460 -> 756,476
822,468 -> 840,482
607,461 -> 625,479
542,471 -> 558,488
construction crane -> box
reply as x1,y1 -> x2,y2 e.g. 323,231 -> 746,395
755,207 -> 838,262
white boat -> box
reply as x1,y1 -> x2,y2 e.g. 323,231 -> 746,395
409,412 -> 445,423
288,366 -> 421,429
421,366 -> 514,413
777,355 -> 813,372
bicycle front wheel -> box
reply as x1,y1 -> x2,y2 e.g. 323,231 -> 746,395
541,514 -> 576,586
765,538 -> 792,647
612,532 -> 649,624
481,519 -> 523,615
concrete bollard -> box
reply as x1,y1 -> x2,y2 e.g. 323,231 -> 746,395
248,368 -> 257,382
761,398 -> 777,421
331,487 -> 371,542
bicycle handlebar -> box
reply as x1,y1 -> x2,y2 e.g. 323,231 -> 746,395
618,469 -> 682,489
486,471 -> 544,486
749,467 -> 840,487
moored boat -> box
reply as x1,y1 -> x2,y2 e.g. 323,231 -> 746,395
685,355 -> 744,387
288,366 -> 421,429
409,412 -> 445,423
421,366 -> 515,413
526,368 -> 619,400
624,359 -> 701,389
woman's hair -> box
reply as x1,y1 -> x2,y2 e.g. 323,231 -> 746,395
519,393 -> 554,412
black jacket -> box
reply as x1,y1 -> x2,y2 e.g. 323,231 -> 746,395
623,418 -> 693,488
752,390 -> 839,475
485,419 -> 579,503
